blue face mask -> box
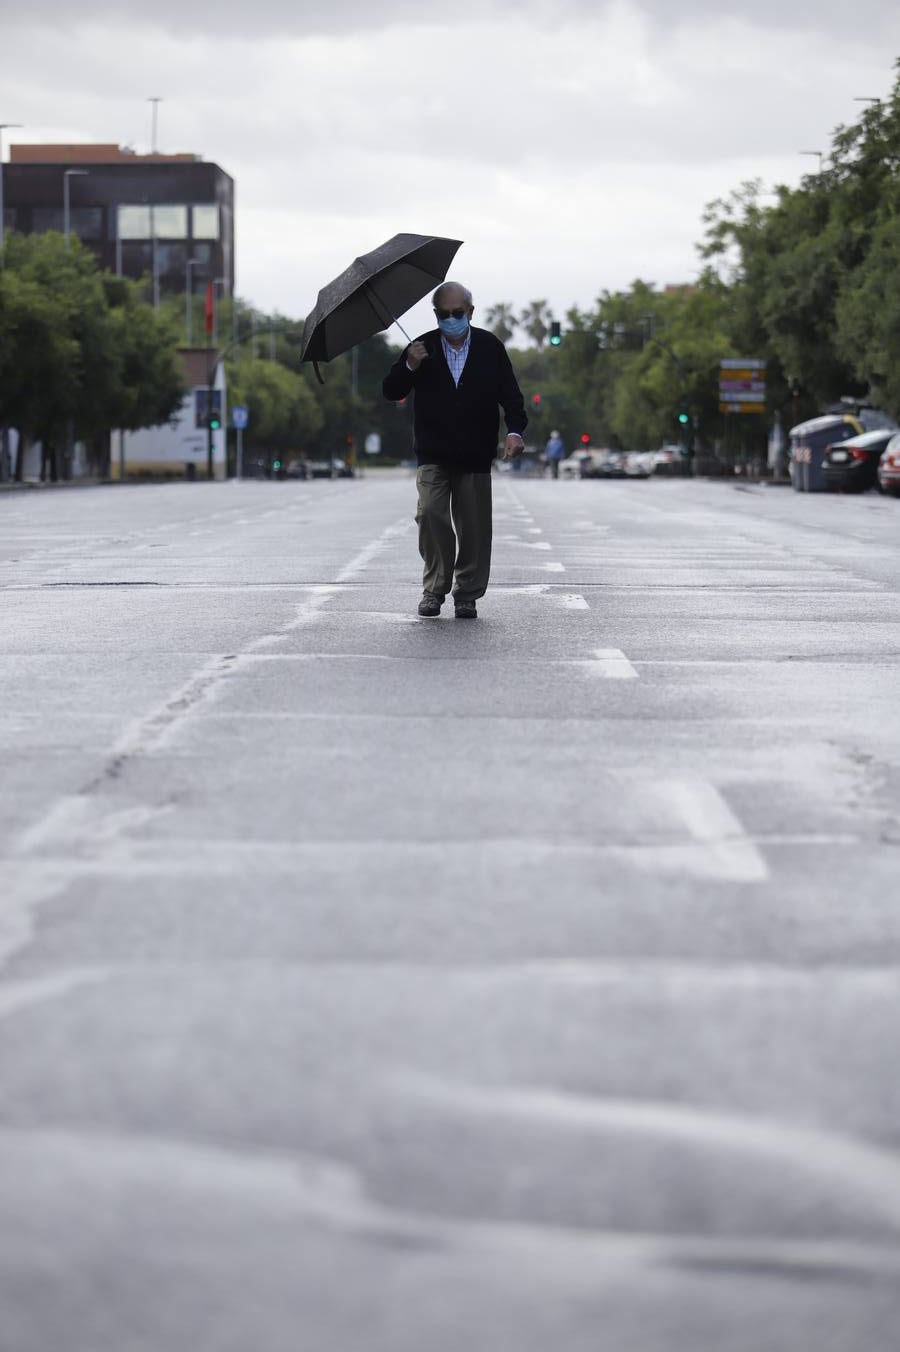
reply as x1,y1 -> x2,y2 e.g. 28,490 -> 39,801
438,314 -> 469,340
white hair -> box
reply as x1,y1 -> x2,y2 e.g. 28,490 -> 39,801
432,281 -> 473,308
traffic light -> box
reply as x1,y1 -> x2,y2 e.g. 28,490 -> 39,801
549,321 -> 562,346
272,458 -> 282,472
208,411 -> 221,431
580,433 -> 590,445
532,394 -> 542,407
677,407 -> 690,425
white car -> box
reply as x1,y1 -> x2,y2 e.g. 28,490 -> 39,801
559,451 -> 593,478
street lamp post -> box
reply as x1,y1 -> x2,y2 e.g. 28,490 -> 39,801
63,168 -> 89,249
185,258 -> 202,345
0,122 -> 23,264
147,97 -> 162,153
799,150 -> 824,174
213,277 -> 227,346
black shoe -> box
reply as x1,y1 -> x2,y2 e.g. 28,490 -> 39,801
454,600 -> 478,619
418,591 -> 444,618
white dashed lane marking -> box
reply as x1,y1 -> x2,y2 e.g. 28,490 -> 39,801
587,649 -> 640,680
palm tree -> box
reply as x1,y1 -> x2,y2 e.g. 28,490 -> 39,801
519,299 -> 553,349
483,302 -> 518,345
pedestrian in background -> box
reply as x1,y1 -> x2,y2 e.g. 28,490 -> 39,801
382,281 -> 527,620
545,429 -> 565,479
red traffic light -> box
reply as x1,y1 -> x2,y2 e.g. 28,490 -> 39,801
532,394 -> 542,406
580,433 -> 590,445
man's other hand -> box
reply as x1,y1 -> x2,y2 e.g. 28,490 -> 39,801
504,434 -> 525,458
406,341 -> 429,370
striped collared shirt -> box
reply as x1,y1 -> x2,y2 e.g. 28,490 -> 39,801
442,330 -> 471,386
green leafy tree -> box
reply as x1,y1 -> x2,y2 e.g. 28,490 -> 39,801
226,356 -> 323,463
519,299 -> 553,349
484,302 -> 518,344
0,233 -> 185,478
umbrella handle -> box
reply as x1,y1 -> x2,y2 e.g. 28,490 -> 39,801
312,360 -> 325,385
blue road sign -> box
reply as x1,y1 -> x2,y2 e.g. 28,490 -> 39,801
232,405 -> 248,430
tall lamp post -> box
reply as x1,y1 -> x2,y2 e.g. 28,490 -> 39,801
213,277 -> 228,346
0,122 -> 23,264
63,168 -> 89,249
185,257 -> 202,345
799,149 -> 824,174
147,97 -> 163,153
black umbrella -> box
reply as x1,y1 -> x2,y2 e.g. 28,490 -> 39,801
300,233 -> 463,381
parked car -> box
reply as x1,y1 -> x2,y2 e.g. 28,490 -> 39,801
822,429 -> 894,493
284,457 -> 309,479
623,451 -> 654,478
593,451 -> 626,477
652,446 -> 683,475
878,431 -> 900,497
559,451 -> 594,478
306,457 -> 355,479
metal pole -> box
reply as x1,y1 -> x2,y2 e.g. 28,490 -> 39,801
236,426 -> 243,481
185,258 -> 200,345
0,123 -> 23,264
63,169 -> 88,249
350,345 -> 359,474
148,97 -> 162,153
213,277 -> 226,346
151,204 -> 159,309
207,349 -> 214,481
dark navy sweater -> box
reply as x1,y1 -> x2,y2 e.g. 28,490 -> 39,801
382,327 -> 527,473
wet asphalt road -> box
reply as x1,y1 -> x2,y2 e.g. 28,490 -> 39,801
2,470 -> 900,1351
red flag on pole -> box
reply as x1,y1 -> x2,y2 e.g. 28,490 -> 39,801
204,281 -> 214,338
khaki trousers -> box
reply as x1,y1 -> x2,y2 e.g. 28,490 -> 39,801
415,464 -> 493,601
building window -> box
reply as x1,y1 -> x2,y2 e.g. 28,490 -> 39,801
34,207 -> 102,238
70,207 -> 103,240
118,205 -> 151,239
33,207 -> 65,234
117,204 -> 188,240
153,205 -> 188,239
192,205 -> 219,240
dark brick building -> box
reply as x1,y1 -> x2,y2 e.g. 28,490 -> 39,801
2,144 -> 234,298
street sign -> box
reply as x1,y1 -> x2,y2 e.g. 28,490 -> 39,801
232,405 -> 248,430
719,358 -> 766,415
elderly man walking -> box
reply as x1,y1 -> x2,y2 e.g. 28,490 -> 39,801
382,281 -> 527,619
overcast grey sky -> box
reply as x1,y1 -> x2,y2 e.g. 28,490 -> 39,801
3,0 -> 898,339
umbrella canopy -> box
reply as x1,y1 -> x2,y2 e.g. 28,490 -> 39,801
300,233 -> 463,374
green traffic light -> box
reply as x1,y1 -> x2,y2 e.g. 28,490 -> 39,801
677,412 -> 690,424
